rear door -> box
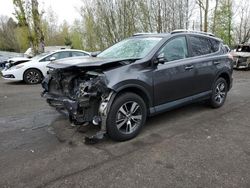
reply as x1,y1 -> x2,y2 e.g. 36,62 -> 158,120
187,35 -> 220,94
153,36 -> 196,106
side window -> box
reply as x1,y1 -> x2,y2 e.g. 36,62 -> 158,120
41,53 -> 60,62
189,36 -> 214,56
40,52 -> 72,61
57,51 -> 71,59
159,36 -> 188,62
72,52 -> 88,57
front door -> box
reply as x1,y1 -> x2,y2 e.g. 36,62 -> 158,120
153,36 -> 195,106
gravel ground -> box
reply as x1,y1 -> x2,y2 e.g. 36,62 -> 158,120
0,70 -> 250,188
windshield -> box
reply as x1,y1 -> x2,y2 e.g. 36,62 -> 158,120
98,37 -> 162,59
31,52 -> 51,60
236,45 -> 250,52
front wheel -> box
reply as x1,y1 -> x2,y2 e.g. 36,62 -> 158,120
106,92 -> 147,141
23,69 -> 42,84
209,77 -> 228,108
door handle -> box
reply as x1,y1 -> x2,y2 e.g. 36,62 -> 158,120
213,61 -> 220,65
185,65 -> 194,70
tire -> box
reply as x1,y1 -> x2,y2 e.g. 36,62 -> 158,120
106,92 -> 147,141
23,69 -> 42,84
209,77 -> 228,108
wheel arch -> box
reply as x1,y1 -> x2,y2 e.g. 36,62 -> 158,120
23,68 -> 44,80
216,71 -> 231,91
114,85 -> 152,115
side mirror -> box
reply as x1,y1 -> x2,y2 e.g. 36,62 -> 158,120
156,53 -> 166,64
49,57 -> 56,61
90,51 -> 101,57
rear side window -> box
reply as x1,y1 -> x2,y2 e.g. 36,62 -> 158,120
210,39 -> 220,52
72,52 -> 88,57
189,36 -> 215,56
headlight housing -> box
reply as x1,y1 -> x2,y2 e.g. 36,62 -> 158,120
5,62 -> 11,69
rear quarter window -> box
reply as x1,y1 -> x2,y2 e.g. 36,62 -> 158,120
189,36 -> 216,56
72,52 -> 88,57
210,39 -> 220,52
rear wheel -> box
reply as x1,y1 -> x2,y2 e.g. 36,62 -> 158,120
209,77 -> 228,108
106,92 -> 147,141
24,69 -> 42,84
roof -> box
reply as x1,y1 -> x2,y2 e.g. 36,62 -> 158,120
51,49 -> 90,55
132,30 -> 221,41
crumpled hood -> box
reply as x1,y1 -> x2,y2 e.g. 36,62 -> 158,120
47,56 -> 134,69
232,52 -> 250,58
8,57 -> 30,63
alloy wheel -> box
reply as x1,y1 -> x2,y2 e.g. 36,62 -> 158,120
115,101 -> 142,134
214,82 -> 226,104
26,71 -> 40,84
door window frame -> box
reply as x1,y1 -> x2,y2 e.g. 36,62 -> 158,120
152,35 -> 191,65
186,34 -> 221,57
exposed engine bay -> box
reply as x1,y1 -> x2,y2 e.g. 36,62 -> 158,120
42,69 -> 111,122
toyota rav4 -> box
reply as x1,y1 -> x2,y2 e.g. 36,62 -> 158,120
41,30 -> 233,142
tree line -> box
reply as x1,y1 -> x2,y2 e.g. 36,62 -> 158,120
0,0 -> 250,54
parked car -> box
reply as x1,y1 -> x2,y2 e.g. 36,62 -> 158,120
232,43 -> 250,69
41,30 -> 233,142
0,55 -> 8,69
1,49 -> 89,84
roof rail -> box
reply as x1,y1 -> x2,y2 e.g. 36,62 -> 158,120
133,32 -> 158,36
171,29 -> 215,37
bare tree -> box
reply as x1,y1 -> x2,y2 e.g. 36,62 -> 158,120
31,0 -> 44,53
13,0 -> 44,54
196,0 -> 209,31
0,16 -> 20,51
13,0 -> 33,50
212,0 -> 219,33
235,1 -> 250,43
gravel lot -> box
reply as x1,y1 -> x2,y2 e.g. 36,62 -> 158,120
0,71 -> 250,188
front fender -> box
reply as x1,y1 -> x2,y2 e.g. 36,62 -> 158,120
109,80 -> 153,107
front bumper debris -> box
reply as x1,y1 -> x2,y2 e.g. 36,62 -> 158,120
42,90 -> 116,144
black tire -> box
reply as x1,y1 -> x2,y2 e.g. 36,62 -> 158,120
209,77 -> 228,108
106,92 -> 147,141
23,69 -> 42,84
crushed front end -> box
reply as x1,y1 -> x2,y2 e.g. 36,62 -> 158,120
233,55 -> 250,69
41,68 -> 113,143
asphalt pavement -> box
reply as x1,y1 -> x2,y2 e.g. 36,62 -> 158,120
0,71 -> 250,188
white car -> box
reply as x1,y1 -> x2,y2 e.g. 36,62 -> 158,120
1,49 -> 89,84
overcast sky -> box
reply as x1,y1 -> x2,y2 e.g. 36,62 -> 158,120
0,0 -> 83,23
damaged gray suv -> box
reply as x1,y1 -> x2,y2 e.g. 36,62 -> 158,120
42,30 -> 233,142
